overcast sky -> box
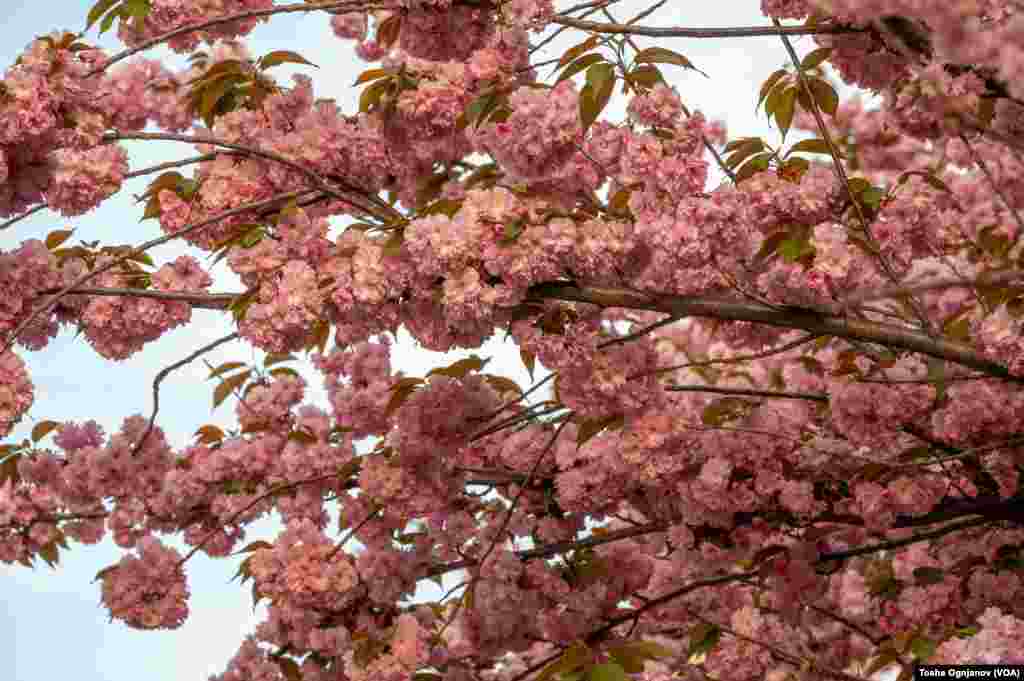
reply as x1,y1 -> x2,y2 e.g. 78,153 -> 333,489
0,2 -> 824,680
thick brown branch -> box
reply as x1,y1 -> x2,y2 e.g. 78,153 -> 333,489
527,283 -> 1013,379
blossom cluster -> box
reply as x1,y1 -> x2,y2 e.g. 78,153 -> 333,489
3,0 -> 1024,679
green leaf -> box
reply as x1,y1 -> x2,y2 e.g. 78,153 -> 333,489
141,171 -> 186,200
93,564 -> 119,583
462,92 -> 501,130
38,539 -> 60,568
725,138 -> 766,169
213,369 -> 252,410
579,64 -> 615,132
353,67 -> 394,85
537,643 -> 590,681
687,623 -> 721,661
121,0 -> 150,20
758,69 -> 788,111
376,14 -> 401,48
502,218 -> 525,243
897,170 -> 952,196
385,378 -> 424,417
86,0 -> 122,31
194,424 -> 225,445
359,78 -> 392,113
735,153 -> 772,182
627,64 -> 664,89
576,413 -> 624,447
482,374 -> 523,397
865,649 -> 903,678
99,7 -> 119,34
910,636 -> 936,661
520,349 -> 536,381
586,62 -> 615,93
229,289 -> 259,323
558,35 -> 601,69
258,50 -> 318,70
263,353 -> 296,368
634,47 -> 705,77
779,237 -> 815,263
31,420 -> 60,443
807,77 -> 839,116
701,397 -> 751,426
943,314 -> 971,342
197,75 -> 244,127
586,663 -> 628,681
288,429 -> 317,445
763,80 -> 788,118
773,87 -> 798,139
233,540 -> 273,555
556,53 -> 606,84
927,357 -> 947,404
427,355 -> 490,380
0,449 -> 24,486
860,186 -> 886,209
607,640 -> 674,674
912,566 -> 944,585
275,658 -> 302,681
382,229 -> 404,257
208,361 -> 248,379
779,156 -> 810,182
800,47 -> 832,70
45,229 -> 74,250
787,138 -> 834,157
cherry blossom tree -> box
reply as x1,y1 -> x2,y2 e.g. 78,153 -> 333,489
3,1 -> 1024,680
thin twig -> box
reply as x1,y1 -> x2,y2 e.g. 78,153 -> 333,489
2,189 -> 314,354
960,133 -> 1024,238
665,384 -> 828,402
180,472 -> 343,564
635,332 -> 820,379
129,332 -> 240,458
124,153 -> 226,179
837,268 -> 1024,309
775,20 -> 935,335
551,16 -> 864,38
684,608 -> 872,681
90,1 -> 390,76
0,204 -> 46,231
106,131 -> 398,221
598,313 -> 682,348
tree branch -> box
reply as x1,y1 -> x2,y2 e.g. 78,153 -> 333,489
2,189 -> 315,354
550,16 -> 865,38
90,1 -> 390,75
527,282 -> 1013,379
